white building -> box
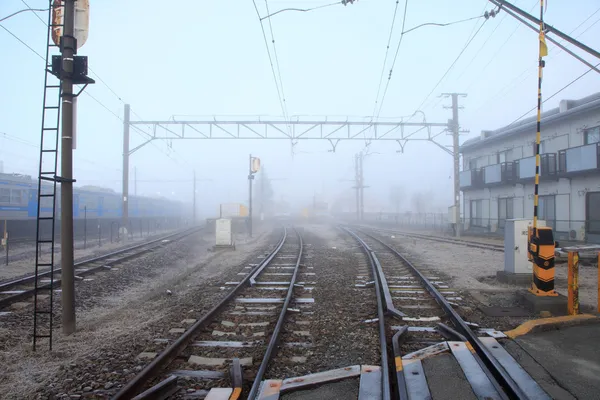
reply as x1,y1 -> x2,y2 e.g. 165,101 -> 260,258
459,92 -> 600,243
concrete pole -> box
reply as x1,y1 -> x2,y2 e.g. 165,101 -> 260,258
248,154 -> 253,238
193,170 -> 196,224
359,154 -> 364,221
355,154 -> 359,221
60,0 -> 76,335
122,104 -> 130,238
450,93 -> 462,238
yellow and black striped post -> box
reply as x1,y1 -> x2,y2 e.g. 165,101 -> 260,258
528,0 -> 557,296
568,252 -> 580,315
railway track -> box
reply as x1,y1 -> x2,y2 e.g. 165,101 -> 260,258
0,227 -> 202,309
345,227 -> 549,400
114,226 -> 312,399
360,226 -> 505,252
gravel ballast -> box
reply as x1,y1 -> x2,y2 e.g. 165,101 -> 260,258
0,226 -> 277,399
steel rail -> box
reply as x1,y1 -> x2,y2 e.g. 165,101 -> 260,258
0,228 -> 202,309
342,227 -> 392,400
355,228 -> 527,400
113,228 -> 289,400
0,227 -> 200,290
247,227 -> 303,399
362,226 -> 504,252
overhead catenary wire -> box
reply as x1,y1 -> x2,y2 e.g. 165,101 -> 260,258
260,1 -> 340,20
251,0 -> 289,126
371,0 -> 402,118
374,0 -> 409,120
472,8 -> 600,115
415,15 -> 490,114
0,7 -> 47,23
465,0 -> 539,92
507,61 -> 600,127
4,7 -> 194,169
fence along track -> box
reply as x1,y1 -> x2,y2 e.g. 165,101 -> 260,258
0,227 -> 202,309
115,226 -> 306,400
345,227 -> 548,400
362,225 -> 504,252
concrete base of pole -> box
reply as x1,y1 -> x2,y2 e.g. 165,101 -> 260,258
496,271 -> 533,285
518,290 -> 568,315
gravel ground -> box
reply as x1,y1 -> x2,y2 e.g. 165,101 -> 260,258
368,230 -> 599,313
266,224 -> 380,381
0,228 -> 178,281
0,225 -> 277,399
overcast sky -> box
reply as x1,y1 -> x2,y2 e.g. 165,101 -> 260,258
1,0 -> 599,217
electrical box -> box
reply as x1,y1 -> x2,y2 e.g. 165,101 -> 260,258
504,219 -> 546,274
215,218 -> 233,247
448,205 -> 457,224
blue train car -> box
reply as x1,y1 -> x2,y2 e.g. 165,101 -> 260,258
0,172 -> 185,239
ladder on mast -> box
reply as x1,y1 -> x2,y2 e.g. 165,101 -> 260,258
33,0 -> 64,351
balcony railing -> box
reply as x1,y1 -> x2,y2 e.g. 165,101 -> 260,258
558,143 -> 600,175
482,162 -> 516,185
459,168 -> 483,189
515,153 -> 557,180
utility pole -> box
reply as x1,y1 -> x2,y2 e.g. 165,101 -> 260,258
193,170 -> 196,224
354,154 -> 360,221
248,154 -> 254,238
134,166 -> 137,197
260,167 -> 264,221
60,0 -> 76,335
359,153 -> 364,221
122,104 -> 130,239
443,93 -> 467,238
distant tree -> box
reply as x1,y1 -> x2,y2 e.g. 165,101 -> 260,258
411,191 -> 434,214
389,185 -> 404,214
254,166 -> 274,215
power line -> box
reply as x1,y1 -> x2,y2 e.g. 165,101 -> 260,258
453,11 -> 510,83
263,0 -> 290,123
260,1 -> 340,20
0,7 -> 47,23
415,16 -> 489,114
507,61 -> 600,127
371,0 -> 402,118
2,14 -> 192,170
0,25 -> 46,61
252,0 -> 288,122
472,9 -> 600,114
465,0 -> 540,93
419,1 -> 491,112
375,0 -> 409,119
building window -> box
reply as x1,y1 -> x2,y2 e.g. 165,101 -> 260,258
10,190 -> 24,205
470,200 -> 483,227
498,198 -> 514,229
587,192 -> 600,234
0,188 -> 9,204
469,158 -> 478,170
538,195 -> 555,229
584,126 -> 600,145
532,139 -> 548,155
497,150 -> 511,164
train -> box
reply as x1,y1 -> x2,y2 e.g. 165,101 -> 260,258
0,172 -> 184,240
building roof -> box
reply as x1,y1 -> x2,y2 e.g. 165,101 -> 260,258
460,92 -> 600,153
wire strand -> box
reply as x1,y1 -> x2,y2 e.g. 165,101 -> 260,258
0,7 -> 47,23
260,1 -> 340,20
252,0 -> 288,123
371,0 -> 402,117
375,0 -> 409,119
507,61 -> 600,127
264,0 -> 291,124
415,17 -> 489,113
